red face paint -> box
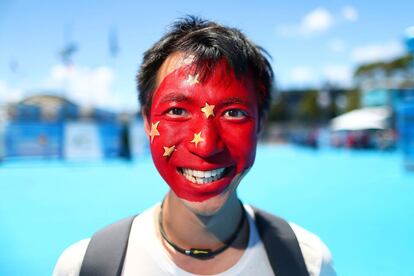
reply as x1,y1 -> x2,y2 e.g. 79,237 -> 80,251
148,59 -> 259,202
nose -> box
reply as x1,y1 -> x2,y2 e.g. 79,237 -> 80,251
188,120 -> 225,159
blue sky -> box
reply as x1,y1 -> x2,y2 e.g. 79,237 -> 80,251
0,0 -> 413,111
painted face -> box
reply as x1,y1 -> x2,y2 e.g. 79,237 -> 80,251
147,58 -> 259,202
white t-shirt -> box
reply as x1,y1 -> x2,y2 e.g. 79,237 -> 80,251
53,205 -> 336,276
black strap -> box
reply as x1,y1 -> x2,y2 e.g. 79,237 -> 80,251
80,207 -> 309,276
253,207 -> 309,276
79,216 -> 136,276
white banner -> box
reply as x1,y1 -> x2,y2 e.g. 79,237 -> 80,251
129,119 -> 149,159
64,122 -> 103,160
0,124 -> 4,160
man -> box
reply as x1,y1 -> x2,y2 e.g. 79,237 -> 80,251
54,16 -> 336,276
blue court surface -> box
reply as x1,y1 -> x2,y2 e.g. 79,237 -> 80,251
1,145 -> 413,275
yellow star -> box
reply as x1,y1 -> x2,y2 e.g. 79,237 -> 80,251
201,102 -> 215,119
149,121 -> 160,143
190,132 -> 204,147
163,145 -> 176,158
185,74 -> 199,85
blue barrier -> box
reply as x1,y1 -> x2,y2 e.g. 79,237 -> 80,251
3,121 -> 140,160
5,122 -> 63,158
98,123 -> 123,158
396,91 -> 414,170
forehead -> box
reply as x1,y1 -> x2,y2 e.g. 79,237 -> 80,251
155,52 -> 195,89
154,53 -> 255,101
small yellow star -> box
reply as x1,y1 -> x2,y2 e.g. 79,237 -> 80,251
149,121 -> 160,143
185,74 -> 199,85
201,102 -> 215,119
190,132 -> 204,147
163,145 -> 176,158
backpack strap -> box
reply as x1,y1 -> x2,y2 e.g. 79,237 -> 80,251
80,209 -> 309,276
79,215 -> 136,276
253,207 -> 309,276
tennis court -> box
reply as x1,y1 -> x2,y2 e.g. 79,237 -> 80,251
1,145 -> 413,275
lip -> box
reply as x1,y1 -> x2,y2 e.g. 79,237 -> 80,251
175,165 -> 236,197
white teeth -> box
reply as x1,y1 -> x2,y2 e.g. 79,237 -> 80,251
194,170 -> 203,177
181,167 -> 227,185
213,168 -> 225,177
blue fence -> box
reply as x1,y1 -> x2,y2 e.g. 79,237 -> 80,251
5,122 -> 63,158
396,90 -> 414,170
98,123 -> 123,158
3,120 -> 147,160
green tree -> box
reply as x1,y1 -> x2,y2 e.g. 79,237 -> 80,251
268,94 -> 288,122
298,90 -> 320,122
345,89 -> 361,112
354,53 -> 413,88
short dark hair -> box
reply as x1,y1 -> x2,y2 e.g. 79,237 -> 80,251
137,16 -> 273,118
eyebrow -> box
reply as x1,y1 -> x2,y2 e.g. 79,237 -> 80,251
216,97 -> 249,109
159,93 -> 194,104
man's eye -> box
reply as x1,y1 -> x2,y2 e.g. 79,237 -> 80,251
166,108 -> 187,117
223,109 -> 247,119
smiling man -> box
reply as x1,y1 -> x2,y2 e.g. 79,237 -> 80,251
54,16 -> 336,276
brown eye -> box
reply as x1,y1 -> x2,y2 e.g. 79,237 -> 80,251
223,109 -> 247,119
166,108 -> 187,117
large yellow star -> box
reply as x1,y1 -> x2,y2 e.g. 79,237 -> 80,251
190,132 -> 204,147
201,103 -> 215,119
149,121 -> 160,143
163,145 -> 176,158
185,74 -> 199,85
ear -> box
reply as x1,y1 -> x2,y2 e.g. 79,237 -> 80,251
257,113 -> 267,136
142,111 -> 151,136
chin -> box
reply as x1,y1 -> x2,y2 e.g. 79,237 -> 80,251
181,189 -> 234,216
177,168 -> 250,217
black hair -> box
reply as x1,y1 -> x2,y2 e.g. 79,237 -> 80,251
137,16 -> 274,118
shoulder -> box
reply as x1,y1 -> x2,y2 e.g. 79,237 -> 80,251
249,206 -> 336,276
289,223 -> 336,276
53,238 -> 90,276
52,207 -> 156,276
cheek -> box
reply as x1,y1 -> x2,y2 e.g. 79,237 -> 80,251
150,120 -> 186,156
220,123 -> 258,167
160,122 -> 184,143
148,118 -> 196,177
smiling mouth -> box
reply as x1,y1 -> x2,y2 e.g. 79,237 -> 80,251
178,167 -> 231,185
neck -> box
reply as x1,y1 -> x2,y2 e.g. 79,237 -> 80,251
160,191 -> 246,251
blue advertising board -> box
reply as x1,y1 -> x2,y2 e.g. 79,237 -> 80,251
396,90 -> 414,170
4,122 -> 63,158
98,122 -> 123,158
3,120 -> 141,160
